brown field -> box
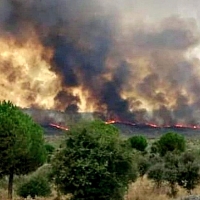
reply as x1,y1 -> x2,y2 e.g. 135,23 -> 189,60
1,177 -> 200,200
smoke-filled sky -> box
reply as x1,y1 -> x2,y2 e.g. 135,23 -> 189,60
1,0 -> 200,125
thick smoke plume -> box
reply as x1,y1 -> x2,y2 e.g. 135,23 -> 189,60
1,0 -> 200,125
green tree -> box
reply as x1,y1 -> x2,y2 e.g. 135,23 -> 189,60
147,162 -> 165,188
51,120 -> 137,200
44,143 -> 55,163
163,153 -> 180,197
128,135 -> 148,152
0,101 -> 46,199
157,132 -> 185,156
177,152 -> 200,194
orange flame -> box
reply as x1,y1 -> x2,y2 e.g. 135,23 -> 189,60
49,123 -> 69,131
105,120 -> 200,130
105,120 -> 135,126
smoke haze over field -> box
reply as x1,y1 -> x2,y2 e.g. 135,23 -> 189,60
1,0 -> 200,125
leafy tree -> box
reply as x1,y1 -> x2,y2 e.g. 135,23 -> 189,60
147,162 -> 165,188
163,153 -> 180,197
128,135 -> 148,152
157,132 -> 185,156
163,152 -> 200,197
177,152 -> 200,194
148,152 -> 179,196
0,101 -> 46,199
51,120 -> 137,200
148,151 -> 199,197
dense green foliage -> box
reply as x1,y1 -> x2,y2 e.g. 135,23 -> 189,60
148,149 -> 200,197
128,135 -> 148,152
147,163 -> 165,188
17,176 -> 51,198
0,102 -> 199,200
137,156 -> 151,178
155,132 -> 186,156
0,101 -> 46,199
45,143 -> 55,162
163,153 -> 180,197
177,152 -> 200,193
51,120 -> 137,200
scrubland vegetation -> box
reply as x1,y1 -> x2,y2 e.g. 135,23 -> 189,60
1,101 -> 200,200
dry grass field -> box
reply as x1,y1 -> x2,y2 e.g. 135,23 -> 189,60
125,177 -> 200,200
1,177 -> 200,200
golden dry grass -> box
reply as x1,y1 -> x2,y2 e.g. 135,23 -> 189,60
125,178 -> 170,200
2,177 -> 200,200
125,177 -> 200,200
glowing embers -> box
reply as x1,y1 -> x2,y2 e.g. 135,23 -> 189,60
49,123 -> 69,131
105,119 -> 200,130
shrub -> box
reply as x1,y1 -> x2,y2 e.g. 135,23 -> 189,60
157,132 -> 185,156
150,141 -> 160,154
17,175 -> 51,198
45,143 -> 55,162
137,156 -> 151,178
128,135 -> 148,152
147,163 -> 165,188
177,152 -> 200,194
163,153 -> 180,197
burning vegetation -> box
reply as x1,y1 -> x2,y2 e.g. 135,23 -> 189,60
1,0 -> 200,128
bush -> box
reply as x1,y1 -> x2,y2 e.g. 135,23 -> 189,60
45,143 -> 55,162
157,132 -> 185,156
137,156 -> 151,178
163,153 -> 180,197
148,163 -> 165,188
51,120 -> 137,200
177,152 -> 200,194
17,175 -> 51,198
128,135 -> 148,152
150,141 -> 160,154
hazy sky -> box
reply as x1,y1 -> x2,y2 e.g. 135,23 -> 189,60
111,0 -> 200,25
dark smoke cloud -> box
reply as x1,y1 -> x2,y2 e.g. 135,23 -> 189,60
54,90 -> 80,110
1,0 -> 200,125
98,61 -> 134,120
0,0 -> 11,27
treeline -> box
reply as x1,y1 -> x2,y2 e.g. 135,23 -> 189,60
0,101 -> 200,200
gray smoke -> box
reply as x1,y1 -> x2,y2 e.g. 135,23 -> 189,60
1,0 -> 200,125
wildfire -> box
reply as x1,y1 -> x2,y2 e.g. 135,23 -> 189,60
105,120 -> 136,126
0,33 -> 61,109
173,124 -> 200,129
105,120 -> 200,130
49,123 -> 69,131
145,123 -> 159,128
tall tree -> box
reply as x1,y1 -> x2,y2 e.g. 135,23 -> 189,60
177,152 -> 200,194
128,135 -> 148,152
51,120 -> 137,200
156,132 -> 186,156
0,101 -> 46,199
